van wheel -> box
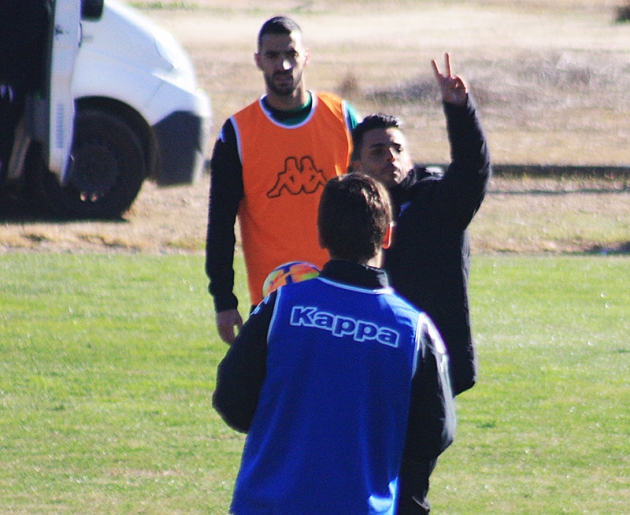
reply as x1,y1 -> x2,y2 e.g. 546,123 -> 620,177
37,109 -> 145,219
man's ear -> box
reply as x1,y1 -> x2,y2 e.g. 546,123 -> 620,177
318,232 -> 326,250
382,222 -> 395,250
349,158 -> 361,174
254,52 -> 262,70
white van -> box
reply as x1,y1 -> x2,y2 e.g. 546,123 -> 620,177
3,0 -> 211,218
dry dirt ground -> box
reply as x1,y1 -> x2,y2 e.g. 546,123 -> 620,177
2,174 -> 628,255
1,1 -> 629,255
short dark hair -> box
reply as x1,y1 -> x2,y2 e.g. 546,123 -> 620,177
351,113 -> 402,160
258,16 -> 303,51
318,174 -> 392,263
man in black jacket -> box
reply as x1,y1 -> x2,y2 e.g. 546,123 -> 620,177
351,53 -> 492,514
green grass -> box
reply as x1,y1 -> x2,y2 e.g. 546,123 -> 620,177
0,254 -> 246,514
433,255 -> 630,514
1,253 -> 629,513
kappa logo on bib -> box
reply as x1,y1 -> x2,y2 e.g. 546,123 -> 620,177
267,156 -> 327,198
290,306 -> 400,348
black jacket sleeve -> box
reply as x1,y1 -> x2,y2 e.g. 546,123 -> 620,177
212,294 -> 276,433
396,316 -> 456,513
205,119 -> 244,313
405,315 -> 456,461
431,95 -> 492,232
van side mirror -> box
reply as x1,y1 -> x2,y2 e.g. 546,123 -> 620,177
81,0 -> 104,20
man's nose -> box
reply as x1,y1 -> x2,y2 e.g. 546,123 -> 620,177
280,58 -> 292,71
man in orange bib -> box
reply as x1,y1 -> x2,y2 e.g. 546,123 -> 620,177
205,16 -> 359,344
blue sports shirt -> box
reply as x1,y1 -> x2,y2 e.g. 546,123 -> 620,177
231,276 -> 424,514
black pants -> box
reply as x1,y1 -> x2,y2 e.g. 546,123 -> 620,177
396,458 -> 438,515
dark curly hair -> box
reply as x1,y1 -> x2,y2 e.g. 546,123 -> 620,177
318,173 -> 392,263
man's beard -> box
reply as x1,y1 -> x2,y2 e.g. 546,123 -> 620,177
265,70 -> 303,97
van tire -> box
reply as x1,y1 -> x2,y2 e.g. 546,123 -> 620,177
36,109 -> 145,219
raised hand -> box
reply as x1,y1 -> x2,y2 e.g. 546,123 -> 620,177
431,53 -> 468,107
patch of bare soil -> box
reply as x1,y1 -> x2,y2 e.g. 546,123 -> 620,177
2,173 -> 629,256
0,176 -> 210,255
474,176 -> 630,255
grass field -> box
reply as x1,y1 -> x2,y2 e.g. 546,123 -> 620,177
1,253 -> 628,513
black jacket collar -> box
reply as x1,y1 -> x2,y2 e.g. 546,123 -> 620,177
320,260 -> 390,290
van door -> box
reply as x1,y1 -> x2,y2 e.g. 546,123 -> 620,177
44,0 -> 81,182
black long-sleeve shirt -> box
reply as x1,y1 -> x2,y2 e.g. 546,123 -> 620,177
385,97 -> 492,396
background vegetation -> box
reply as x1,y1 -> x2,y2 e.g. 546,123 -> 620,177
141,0 -> 630,166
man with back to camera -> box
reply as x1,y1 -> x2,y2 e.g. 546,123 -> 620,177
351,53 -> 492,513
213,173 -> 456,514
205,15 -> 360,344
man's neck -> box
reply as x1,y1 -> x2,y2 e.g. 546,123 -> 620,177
264,88 -> 310,111
328,252 -> 384,269
366,252 -> 384,268
262,92 -> 312,126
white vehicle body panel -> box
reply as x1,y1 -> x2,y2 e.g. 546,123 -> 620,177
74,7 -> 163,109
48,0 -> 81,179
74,0 -> 210,127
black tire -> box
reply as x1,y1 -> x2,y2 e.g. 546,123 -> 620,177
37,109 -> 145,219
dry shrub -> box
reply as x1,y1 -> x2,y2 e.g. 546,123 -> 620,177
337,72 -> 361,99
364,76 -> 438,106
616,1 -> 630,22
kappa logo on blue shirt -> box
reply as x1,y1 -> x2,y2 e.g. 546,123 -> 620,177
290,306 -> 400,347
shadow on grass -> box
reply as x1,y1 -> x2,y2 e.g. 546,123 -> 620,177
583,241 -> 630,255
0,191 -> 128,224
488,187 -> 630,195
488,165 -> 630,194
492,164 -> 630,179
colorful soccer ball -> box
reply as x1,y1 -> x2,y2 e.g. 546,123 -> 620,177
262,261 -> 320,298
